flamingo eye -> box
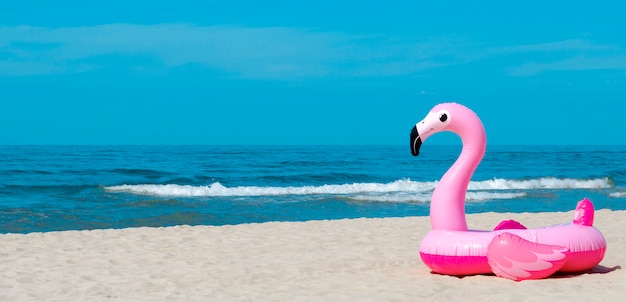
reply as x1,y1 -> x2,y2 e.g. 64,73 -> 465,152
439,113 -> 448,122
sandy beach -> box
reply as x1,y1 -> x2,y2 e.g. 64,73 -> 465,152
1,210 -> 624,301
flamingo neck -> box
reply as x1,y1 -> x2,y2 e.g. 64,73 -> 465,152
430,132 -> 485,231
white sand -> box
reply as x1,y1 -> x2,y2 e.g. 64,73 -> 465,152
1,210 -> 624,301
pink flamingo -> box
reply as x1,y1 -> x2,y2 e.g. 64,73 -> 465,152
410,102 -> 607,281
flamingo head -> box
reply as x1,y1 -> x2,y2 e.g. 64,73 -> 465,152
410,102 -> 484,156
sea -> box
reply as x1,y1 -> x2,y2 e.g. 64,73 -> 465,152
1,145 -> 625,234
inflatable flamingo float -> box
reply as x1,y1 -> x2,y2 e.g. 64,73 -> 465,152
410,102 -> 607,281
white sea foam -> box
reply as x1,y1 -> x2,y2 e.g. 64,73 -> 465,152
468,177 -> 611,190
348,192 -> 527,203
106,179 -> 437,197
105,177 -> 611,202
609,191 -> 626,198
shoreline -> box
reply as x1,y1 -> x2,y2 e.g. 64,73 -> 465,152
1,210 -> 624,301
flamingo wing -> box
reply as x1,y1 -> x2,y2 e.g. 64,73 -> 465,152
487,232 -> 569,281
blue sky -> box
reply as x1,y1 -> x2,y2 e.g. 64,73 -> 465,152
1,1 -> 625,145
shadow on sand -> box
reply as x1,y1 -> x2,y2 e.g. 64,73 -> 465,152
442,265 -> 621,280
550,264 -> 621,279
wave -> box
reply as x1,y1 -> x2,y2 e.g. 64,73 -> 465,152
105,177 -> 611,202
345,192 -> 528,203
609,191 -> 626,198
106,179 -> 436,197
466,177 -> 611,190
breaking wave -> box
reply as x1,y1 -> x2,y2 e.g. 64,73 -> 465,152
105,177 -> 611,203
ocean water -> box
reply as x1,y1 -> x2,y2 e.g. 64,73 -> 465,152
0,145 -> 625,234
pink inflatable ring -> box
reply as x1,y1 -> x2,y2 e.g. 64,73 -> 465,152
410,103 -> 607,281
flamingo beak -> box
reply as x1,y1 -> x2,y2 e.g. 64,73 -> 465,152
410,126 -> 422,156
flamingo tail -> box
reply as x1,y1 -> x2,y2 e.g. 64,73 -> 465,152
572,198 -> 595,226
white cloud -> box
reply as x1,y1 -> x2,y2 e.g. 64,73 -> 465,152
488,39 -> 615,54
493,39 -> 625,76
0,24 -> 476,78
506,55 -> 626,76
1,24 -> 624,79
0,24 -> 340,77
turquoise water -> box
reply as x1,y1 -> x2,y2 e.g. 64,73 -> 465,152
1,145 -> 625,233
